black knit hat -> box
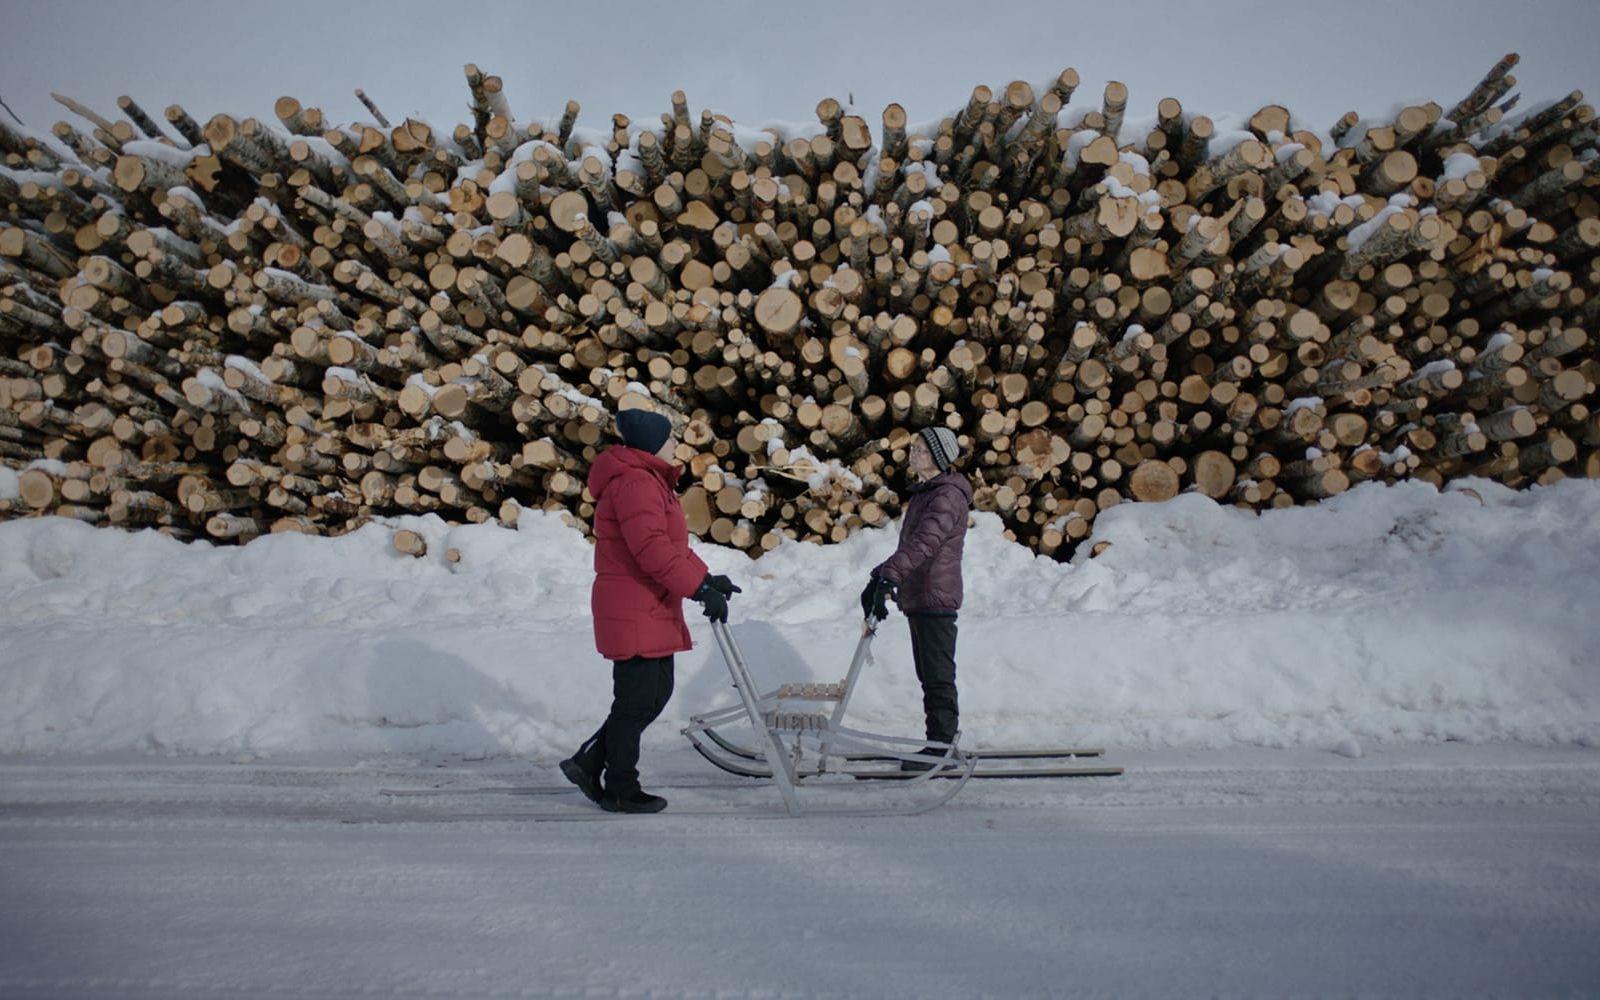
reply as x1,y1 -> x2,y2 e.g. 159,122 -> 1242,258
918,426 -> 959,472
617,408 -> 672,455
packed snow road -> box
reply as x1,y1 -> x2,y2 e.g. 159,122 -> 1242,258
3,745 -> 1598,997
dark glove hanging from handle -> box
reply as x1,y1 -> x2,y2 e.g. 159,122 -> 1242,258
693,573 -> 741,623
860,575 -> 896,621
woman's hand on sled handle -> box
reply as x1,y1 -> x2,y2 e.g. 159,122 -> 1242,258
693,573 -> 737,623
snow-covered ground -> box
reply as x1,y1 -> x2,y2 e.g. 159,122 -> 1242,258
4,477 -> 1600,994
3,477 -> 1598,758
3,746 -> 1599,997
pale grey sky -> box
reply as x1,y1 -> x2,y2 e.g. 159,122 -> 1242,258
1,0 -> 1596,141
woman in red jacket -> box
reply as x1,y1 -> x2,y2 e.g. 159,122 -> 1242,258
560,408 -> 739,813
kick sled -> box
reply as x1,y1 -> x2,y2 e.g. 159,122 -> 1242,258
682,614 -> 1123,817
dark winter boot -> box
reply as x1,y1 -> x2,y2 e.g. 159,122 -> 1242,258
559,756 -> 604,805
899,745 -> 957,772
600,787 -> 668,813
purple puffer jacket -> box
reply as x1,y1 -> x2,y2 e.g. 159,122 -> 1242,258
872,470 -> 973,614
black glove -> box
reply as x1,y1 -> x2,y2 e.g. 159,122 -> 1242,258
703,573 -> 742,598
693,577 -> 733,623
860,575 -> 896,621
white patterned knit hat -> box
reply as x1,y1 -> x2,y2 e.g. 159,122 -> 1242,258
918,426 -> 959,472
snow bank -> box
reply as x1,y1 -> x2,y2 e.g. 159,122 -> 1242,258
2,478 -> 1598,757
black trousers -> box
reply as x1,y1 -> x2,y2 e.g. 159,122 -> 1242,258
907,613 -> 959,744
573,656 -> 675,794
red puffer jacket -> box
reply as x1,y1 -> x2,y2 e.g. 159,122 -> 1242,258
588,445 -> 710,660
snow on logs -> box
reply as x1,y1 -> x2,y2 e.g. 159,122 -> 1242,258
1,55 -> 1599,557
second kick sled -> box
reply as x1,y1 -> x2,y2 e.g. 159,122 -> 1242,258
683,614 -> 1122,814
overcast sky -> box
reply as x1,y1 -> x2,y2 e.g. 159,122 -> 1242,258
2,0 -> 1596,142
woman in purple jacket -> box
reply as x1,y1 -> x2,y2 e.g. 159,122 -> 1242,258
860,426 -> 973,770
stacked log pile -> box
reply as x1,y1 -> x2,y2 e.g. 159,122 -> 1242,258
2,54 -> 1598,558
